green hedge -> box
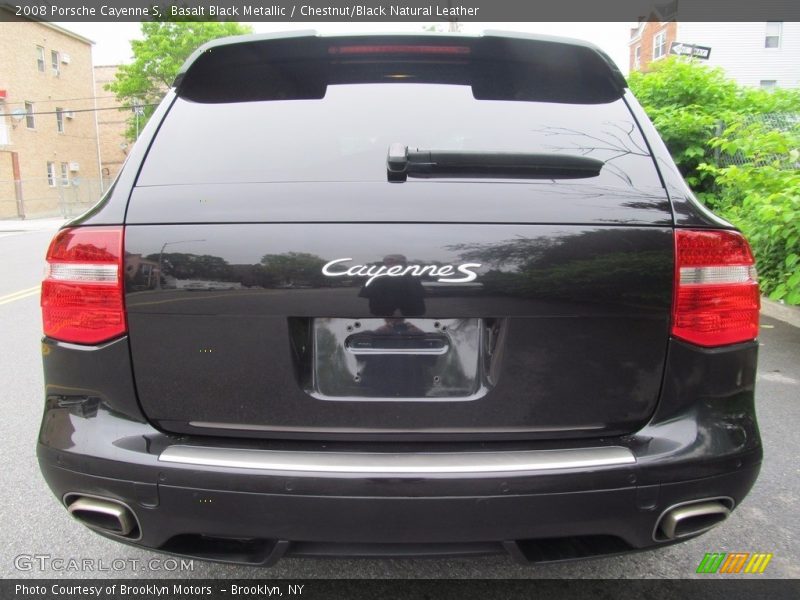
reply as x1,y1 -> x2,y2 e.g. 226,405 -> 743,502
629,58 -> 800,304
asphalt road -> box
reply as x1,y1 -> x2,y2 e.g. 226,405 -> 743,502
1,220 -> 798,580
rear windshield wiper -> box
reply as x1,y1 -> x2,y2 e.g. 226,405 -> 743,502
386,144 -> 603,182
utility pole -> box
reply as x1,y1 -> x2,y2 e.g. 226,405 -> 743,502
132,98 -> 144,140
157,239 -> 206,289
12,151 -> 23,218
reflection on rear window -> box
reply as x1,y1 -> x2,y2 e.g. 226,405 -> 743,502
139,84 -> 659,188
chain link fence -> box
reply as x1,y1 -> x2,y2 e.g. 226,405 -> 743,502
716,113 -> 800,167
0,177 -> 113,220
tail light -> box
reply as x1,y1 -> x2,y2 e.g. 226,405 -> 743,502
41,227 -> 126,345
328,45 -> 471,56
672,229 -> 760,347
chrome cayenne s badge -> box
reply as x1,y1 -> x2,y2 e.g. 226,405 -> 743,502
322,258 -> 482,287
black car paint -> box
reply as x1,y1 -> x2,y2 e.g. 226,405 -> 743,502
38,336 -> 760,561
37,32 -> 761,564
122,223 -> 674,439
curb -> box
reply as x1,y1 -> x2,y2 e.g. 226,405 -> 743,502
761,297 -> 800,329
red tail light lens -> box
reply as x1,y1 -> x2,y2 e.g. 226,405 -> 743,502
41,227 -> 126,345
672,229 -> 760,347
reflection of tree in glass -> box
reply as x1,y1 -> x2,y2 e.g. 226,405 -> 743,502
435,319 -> 472,392
260,252 -> 327,287
435,341 -> 469,393
533,121 -> 651,186
145,252 -> 233,280
449,229 -> 672,305
314,324 -> 353,396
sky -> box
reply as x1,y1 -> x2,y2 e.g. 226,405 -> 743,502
58,21 -> 634,74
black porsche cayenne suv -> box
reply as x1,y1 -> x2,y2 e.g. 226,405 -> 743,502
37,31 -> 762,565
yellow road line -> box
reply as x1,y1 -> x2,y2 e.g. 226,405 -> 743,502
0,286 -> 40,306
0,285 -> 41,301
127,289 -> 278,308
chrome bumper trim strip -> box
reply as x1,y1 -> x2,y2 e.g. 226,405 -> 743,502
158,445 -> 635,476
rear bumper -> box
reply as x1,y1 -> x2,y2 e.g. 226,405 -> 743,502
38,453 -> 759,564
37,337 -> 763,564
37,410 -> 761,565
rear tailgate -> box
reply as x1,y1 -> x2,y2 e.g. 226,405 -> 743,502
123,33 -> 674,440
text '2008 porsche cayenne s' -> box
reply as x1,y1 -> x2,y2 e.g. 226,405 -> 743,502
37,31 -> 762,565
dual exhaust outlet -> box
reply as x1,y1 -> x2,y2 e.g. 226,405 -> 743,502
62,493 -> 731,546
66,495 -> 140,538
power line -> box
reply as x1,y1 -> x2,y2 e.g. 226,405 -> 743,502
0,104 -> 158,118
0,94 -> 121,106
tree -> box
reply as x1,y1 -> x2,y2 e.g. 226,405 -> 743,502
700,120 -> 800,304
628,57 -> 800,193
106,21 -> 252,140
628,58 -> 738,192
630,57 -> 800,304
260,252 -> 327,286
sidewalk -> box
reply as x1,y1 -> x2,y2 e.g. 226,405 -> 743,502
761,297 -> 800,329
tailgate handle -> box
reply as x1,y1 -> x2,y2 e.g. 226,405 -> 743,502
345,332 -> 449,355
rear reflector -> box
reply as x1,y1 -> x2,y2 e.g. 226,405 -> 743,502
672,229 -> 760,347
41,227 -> 126,345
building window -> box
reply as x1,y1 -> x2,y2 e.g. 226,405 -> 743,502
47,162 -> 56,187
36,46 -> 45,72
760,80 -> 778,90
634,46 -> 642,69
653,30 -> 668,60
24,102 -> 35,129
56,108 -> 64,133
60,162 -> 70,186
51,50 -> 60,75
765,22 -> 782,48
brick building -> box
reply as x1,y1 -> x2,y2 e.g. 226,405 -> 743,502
0,11 -> 102,218
629,20 -> 800,89
628,21 -> 678,73
94,65 -> 130,184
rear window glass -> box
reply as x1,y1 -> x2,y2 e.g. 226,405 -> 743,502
140,37 -> 655,189
138,84 -> 659,189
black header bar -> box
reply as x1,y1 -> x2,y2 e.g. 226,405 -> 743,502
1,0 -> 799,22
3,579 -> 800,600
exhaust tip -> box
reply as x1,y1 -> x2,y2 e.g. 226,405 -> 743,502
655,498 -> 732,541
66,495 -> 139,538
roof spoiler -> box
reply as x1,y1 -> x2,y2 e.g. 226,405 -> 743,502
173,31 -> 628,105
173,29 -> 319,88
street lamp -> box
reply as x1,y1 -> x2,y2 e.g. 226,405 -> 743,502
157,239 -> 206,289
